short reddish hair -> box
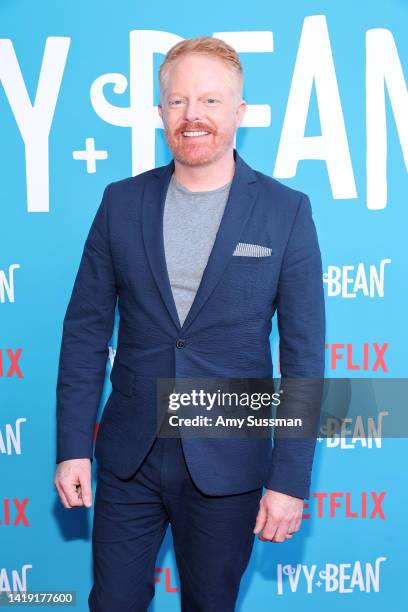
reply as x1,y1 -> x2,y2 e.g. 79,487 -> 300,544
159,36 -> 243,100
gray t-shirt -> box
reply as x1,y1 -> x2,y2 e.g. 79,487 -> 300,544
163,172 -> 232,327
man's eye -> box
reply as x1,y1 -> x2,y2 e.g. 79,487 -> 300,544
207,98 -> 217,104
170,100 -> 184,106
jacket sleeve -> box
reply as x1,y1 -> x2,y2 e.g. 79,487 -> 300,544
264,193 -> 326,499
55,183 -> 117,463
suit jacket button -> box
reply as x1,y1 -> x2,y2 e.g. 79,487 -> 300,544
176,339 -> 186,348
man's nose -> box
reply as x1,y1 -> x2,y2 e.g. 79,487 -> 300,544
184,99 -> 202,122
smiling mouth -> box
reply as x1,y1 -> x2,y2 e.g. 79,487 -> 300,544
181,130 -> 211,138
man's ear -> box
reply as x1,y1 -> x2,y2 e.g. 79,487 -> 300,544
157,103 -> 163,120
236,99 -> 247,128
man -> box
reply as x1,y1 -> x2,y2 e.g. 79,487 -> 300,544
54,36 -> 325,611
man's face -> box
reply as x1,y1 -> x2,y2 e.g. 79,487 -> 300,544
158,53 -> 246,167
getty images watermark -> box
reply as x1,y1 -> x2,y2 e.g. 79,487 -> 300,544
165,385 -> 293,431
155,377 -> 323,439
167,387 -> 282,411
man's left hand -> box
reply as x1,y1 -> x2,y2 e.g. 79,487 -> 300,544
253,489 -> 303,542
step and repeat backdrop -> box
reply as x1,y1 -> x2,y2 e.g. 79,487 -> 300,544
1,0 -> 407,610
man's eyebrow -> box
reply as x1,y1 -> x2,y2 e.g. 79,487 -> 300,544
202,92 -> 224,98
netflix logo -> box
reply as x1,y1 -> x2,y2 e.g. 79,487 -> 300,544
0,499 -> 30,526
0,349 -> 23,378
302,492 -> 386,520
154,567 -> 178,593
325,342 -> 388,372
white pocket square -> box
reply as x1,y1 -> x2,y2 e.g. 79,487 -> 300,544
232,242 -> 272,257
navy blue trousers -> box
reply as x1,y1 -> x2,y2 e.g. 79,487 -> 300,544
88,435 -> 262,611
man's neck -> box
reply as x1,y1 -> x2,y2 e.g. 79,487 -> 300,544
173,148 -> 235,192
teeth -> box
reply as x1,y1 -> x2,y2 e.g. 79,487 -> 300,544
182,131 -> 209,137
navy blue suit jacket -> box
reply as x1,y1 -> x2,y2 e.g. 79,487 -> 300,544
56,148 -> 325,499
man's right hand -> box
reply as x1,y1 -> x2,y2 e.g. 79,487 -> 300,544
54,459 -> 92,508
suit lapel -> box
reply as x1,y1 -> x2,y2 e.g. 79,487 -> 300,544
142,156 -> 181,330
142,148 -> 259,334
180,150 -> 259,333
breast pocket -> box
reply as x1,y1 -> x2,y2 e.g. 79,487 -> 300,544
226,253 -> 279,312
219,254 -> 276,307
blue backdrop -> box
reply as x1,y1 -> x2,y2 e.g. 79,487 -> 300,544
1,0 -> 407,610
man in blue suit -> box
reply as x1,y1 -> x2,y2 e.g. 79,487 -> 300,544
54,36 -> 325,611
